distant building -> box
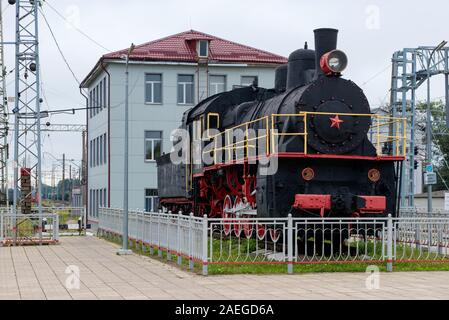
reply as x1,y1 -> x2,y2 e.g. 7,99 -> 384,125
80,30 -> 287,227
71,187 -> 82,208
413,190 -> 448,213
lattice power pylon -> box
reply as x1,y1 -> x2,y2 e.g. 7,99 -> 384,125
390,46 -> 449,208
0,4 -> 9,206
12,0 -> 43,223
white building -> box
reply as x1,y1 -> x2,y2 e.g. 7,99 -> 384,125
414,191 -> 448,213
80,30 -> 287,227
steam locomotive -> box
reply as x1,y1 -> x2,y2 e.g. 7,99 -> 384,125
156,28 -> 405,220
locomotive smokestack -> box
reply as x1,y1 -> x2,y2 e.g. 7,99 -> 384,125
313,28 -> 338,79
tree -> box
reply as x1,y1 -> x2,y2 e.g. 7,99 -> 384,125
415,100 -> 449,191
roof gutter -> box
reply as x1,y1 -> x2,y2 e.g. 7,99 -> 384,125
105,59 -> 279,68
79,86 -> 89,220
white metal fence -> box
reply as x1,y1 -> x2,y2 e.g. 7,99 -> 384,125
0,212 -> 59,245
0,206 -> 86,245
98,208 -> 449,275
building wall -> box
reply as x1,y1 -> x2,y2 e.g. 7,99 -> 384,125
87,71 -> 109,222
414,197 -> 446,212
87,61 -> 277,218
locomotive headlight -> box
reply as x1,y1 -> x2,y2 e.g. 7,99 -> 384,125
320,50 -> 348,75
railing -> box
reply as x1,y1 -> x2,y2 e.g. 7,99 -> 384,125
204,116 -> 270,163
98,208 -> 449,275
400,208 -> 449,217
204,112 -> 406,163
0,206 -> 86,242
98,208 -> 205,269
0,211 -> 59,245
43,207 -> 86,233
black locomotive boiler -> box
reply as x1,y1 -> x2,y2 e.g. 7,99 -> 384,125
156,28 -> 405,221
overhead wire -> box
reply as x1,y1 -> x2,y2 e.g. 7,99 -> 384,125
361,64 -> 391,87
39,7 -> 82,87
43,0 -> 111,52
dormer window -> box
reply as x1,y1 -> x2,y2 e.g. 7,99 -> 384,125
198,40 -> 209,58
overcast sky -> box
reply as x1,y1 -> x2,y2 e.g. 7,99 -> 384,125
2,0 -> 448,185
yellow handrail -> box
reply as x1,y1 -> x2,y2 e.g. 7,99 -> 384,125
196,112 -> 406,166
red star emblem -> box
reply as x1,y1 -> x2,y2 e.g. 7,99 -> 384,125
329,114 -> 344,129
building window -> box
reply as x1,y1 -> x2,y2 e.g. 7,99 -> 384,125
145,189 -> 158,212
103,133 -> 107,164
99,188 -> 103,210
145,74 -> 162,104
92,138 -> 96,167
95,189 -> 99,217
241,76 -> 258,87
209,75 -> 226,96
103,77 -> 107,109
99,135 -> 103,165
99,82 -> 103,111
89,91 -> 93,118
89,189 -> 93,217
94,87 -> 98,117
103,188 -> 107,207
91,189 -> 95,217
145,131 -> 162,161
96,137 -> 99,166
89,140 -> 93,167
198,40 -> 209,58
177,75 -> 194,105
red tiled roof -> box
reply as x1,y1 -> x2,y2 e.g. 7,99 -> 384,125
102,30 -> 287,64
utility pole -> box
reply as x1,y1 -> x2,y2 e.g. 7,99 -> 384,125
426,59 -> 432,213
81,130 -> 87,210
0,3 -> 9,207
51,164 -> 55,201
118,43 -> 135,255
11,0 -> 44,244
425,41 -> 447,213
69,164 -> 72,205
62,153 -> 65,203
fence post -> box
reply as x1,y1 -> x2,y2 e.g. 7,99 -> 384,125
149,213 -> 154,255
189,212 -> 194,270
287,213 -> 293,274
167,213 -> 173,262
177,212 -> 182,265
54,214 -> 59,242
142,211 -> 147,253
202,214 -> 208,276
0,213 -> 3,242
158,212 -> 162,257
386,214 -> 393,272
83,207 -> 87,235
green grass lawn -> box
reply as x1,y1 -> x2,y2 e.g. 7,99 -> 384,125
100,233 -> 449,275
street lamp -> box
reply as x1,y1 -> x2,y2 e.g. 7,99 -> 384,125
426,40 -> 447,213
118,43 -> 135,255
